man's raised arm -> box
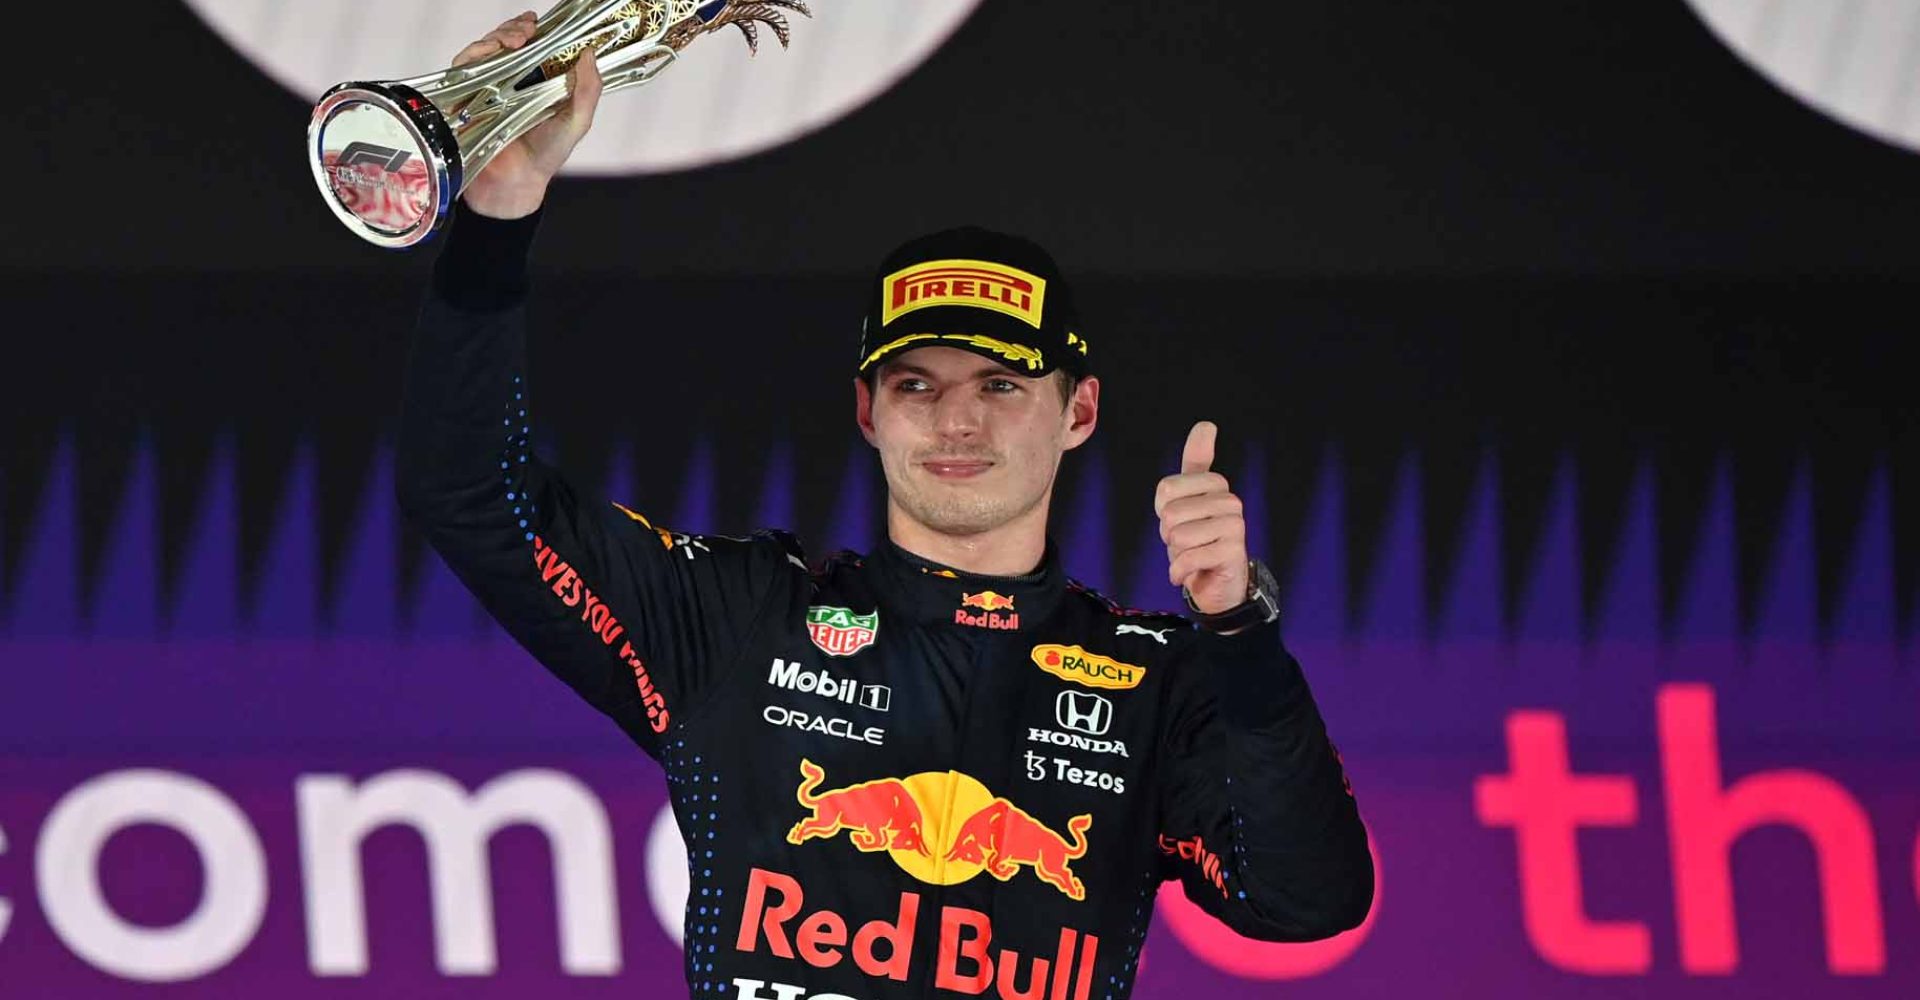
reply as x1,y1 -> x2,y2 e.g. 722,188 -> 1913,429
395,13 -> 801,757
1151,421 -> 1374,938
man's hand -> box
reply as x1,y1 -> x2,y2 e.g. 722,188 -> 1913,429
1155,421 -> 1252,614
454,10 -> 604,220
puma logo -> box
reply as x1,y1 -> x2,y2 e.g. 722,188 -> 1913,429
1115,623 -> 1174,644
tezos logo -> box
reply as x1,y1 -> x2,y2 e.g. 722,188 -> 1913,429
180,0 -> 987,175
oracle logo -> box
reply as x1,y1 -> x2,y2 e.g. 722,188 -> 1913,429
1682,0 -> 1920,154
180,0 -> 985,174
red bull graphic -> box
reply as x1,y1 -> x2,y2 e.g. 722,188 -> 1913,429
786,759 -> 930,856
1029,644 -> 1144,690
786,761 -> 1094,901
736,868 -> 1102,1000
956,591 -> 1020,630
945,799 -> 1093,901
806,605 -> 880,657
962,591 -> 1017,612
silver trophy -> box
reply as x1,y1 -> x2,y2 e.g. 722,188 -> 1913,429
308,0 -> 808,249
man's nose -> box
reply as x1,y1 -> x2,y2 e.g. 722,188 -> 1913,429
932,388 -> 985,437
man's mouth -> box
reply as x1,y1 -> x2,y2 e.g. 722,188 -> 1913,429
921,458 -> 994,479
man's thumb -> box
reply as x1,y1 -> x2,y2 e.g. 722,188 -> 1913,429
1181,421 -> 1217,475
568,46 -> 603,128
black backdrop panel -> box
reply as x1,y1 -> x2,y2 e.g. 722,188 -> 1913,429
9,1 -> 1920,273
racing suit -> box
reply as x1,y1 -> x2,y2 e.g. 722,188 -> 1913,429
396,210 -> 1374,1000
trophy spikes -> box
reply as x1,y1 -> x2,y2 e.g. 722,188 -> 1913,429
308,0 -> 810,249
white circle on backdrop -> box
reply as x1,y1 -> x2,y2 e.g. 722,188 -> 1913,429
1682,0 -> 1920,154
181,0 -> 986,175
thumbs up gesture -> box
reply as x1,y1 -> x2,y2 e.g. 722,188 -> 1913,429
1154,421 -> 1252,615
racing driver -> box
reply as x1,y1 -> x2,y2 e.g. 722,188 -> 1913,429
397,13 -> 1374,1000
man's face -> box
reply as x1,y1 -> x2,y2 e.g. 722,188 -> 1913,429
855,346 -> 1099,538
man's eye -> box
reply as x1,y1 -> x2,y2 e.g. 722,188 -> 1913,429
984,379 -> 1019,393
893,378 -> 929,393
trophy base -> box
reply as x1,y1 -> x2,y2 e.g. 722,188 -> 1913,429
309,83 -> 463,249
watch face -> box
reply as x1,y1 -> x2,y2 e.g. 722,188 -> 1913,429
1250,559 -> 1278,599
1249,560 -> 1282,623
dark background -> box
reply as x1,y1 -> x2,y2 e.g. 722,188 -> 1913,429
3,0 -> 1915,637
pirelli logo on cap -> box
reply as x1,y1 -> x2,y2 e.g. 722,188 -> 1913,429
884,259 -> 1048,329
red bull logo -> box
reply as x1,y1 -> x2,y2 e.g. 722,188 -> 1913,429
786,759 -> 930,856
945,799 -> 1093,901
956,592 -> 1019,630
962,590 -> 1017,612
785,760 -> 1093,901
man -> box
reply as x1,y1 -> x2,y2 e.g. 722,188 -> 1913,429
397,12 -> 1372,999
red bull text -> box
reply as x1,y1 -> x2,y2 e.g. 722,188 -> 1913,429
955,592 -> 1020,630
738,868 -> 1102,1000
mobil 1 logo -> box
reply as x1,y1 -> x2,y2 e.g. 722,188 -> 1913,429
768,657 -> 892,713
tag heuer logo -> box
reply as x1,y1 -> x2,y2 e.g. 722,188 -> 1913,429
1030,643 -> 1145,690
807,606 -> 880,657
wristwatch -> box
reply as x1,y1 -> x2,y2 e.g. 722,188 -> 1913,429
1184,559 -> 1281,633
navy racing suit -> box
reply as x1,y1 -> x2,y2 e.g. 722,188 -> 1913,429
395,209 -> 1374,1000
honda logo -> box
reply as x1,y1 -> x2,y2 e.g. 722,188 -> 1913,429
1055,690 -> 1112,736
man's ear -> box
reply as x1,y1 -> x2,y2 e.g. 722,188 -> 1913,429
853,376 -> 879,447
1062,375 -> 1100,452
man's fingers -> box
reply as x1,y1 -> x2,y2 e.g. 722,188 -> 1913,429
571,43 -> 604,123
452,13 -> 540,67
497,20 -> 538,48
452,38 -> 502,68
1164,514 -> 1244,557
1167,538 -> 1237,588
1181,421 -> 1217,476
1152,470 -> 1230,516
1157,492 -> 1243,543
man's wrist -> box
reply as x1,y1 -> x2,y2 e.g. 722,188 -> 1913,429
431,208 -> 544,312
462,182 -> 551,221
1185,559 -> 1281,634
1199,617 -> 1304,729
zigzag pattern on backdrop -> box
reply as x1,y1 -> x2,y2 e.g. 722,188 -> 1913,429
0,435 -> 1910,653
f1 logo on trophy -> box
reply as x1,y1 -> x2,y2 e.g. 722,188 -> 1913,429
307,1 -> 807,249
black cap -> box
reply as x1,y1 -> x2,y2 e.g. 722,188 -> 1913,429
857,226 -> 1091,380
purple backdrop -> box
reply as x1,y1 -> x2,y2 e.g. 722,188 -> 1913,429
2,441 -> 1915,997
